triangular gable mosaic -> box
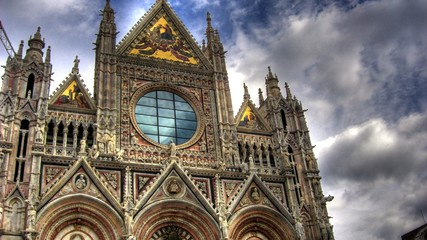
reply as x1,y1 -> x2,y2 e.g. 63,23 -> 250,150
235,100 -> 272,133
51,79 -> 92,109
129,16 -> 198,64
116,1 -> 212,69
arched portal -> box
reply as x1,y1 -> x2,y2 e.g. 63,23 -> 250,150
228,206 -> 297,240
36,194 -> 124,240
134,199 -> 220,240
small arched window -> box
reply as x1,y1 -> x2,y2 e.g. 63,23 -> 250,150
26,74 -> 35,98
281,109 -> 287,129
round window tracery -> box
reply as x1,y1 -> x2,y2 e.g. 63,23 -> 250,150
135,90 -> 197,145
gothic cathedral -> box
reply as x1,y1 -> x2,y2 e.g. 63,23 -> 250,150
0,0 -> 334,239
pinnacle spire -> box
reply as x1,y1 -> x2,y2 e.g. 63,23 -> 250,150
243,83 -> 250,99
17,40 -> 24,58
45,46 -> 51,63
285,82 -> 293,100
258,88 -> 265,106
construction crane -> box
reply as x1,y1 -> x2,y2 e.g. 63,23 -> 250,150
0,20 -> 16,58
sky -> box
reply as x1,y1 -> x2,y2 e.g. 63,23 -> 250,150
1,0 -> 426,239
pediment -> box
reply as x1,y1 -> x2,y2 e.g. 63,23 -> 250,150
49,73 -> 96,111
235,99 -> 272,133
134,161 -> 217,219
226,173 -> 293,222
116,1 -> 212,70
37,159 -> 122,217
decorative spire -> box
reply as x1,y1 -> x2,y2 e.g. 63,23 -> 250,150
17,40 -> 24,59
285,82 -> 293,100
207,12 -> 212,27
33,27 -> 42,40
265,66 -> 281,97
258,88 -> 265,106
25,27 -> 45,62
206,12 -> 214,42
102,0 -> 115,22
267,66 -> 274,79
243,83 -> 250,99
72,56 -> 80,74
45,46 -> 51,63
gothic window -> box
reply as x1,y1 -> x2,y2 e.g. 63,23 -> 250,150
67,124 -> 74,146
281,109 -> 287,129
14,119 -> 29,182
87,124 -> 94,147
288,145 -> 302,204
135,90 -> 197,145
253,144 -> 260,165
261,145 -> 267,166
46,120 -> 54,144
57,122 -> 65,146
26,74 -> 35,98
245,143 -> 251,163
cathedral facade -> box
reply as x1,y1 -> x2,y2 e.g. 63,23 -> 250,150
0,0 -> 334,239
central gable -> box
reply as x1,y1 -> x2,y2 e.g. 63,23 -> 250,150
116,1 -> 212,70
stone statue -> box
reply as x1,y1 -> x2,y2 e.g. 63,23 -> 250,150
169,139 -> 176,157
104,133 -> 115,154
75,174 -> 87,190
199,139 -> 206,152
79,139 -> 87,154
0,122 -> 8,140
251,187 -> 260,202
131,133 -> 139,146
35,124 -> 44,143
295,220 -> 306,240
89,145 -> 99,159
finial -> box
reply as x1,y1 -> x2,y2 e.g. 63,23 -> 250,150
17,40 -> 24,58
258,88 -> 265,106
243,83 -> 250,99
45,46 -> 51,63
285,82 -> 292,100
34,27 -> 42,40
267,66 -> 274,79
207,12 -> 211,22
72,56 -> 80,74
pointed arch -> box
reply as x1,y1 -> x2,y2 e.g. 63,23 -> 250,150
134,199 -> 220,240
37,195 -> 124,240
228,206 -> 297,240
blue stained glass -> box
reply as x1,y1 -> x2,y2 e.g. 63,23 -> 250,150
159,136 -> 173,145
177,129 -> 195,138
176,119 -> 196,130
135,106 -> 157,116
134,90 -> 197,145
159,126 -> 176,136
144,92 -> 156,98
158,108 -> 175,118
139,97 -> 156,106
139,115 -> 157,125
174,95 -> 186,102
159,117 -> 175,127
157,91 -> 174,100
176,111 -> 196,120
140,125 -> 158,135
158,99 -> 174,109
175,102 -> 193,111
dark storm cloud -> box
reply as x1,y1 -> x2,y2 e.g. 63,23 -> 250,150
1,0 -> 426,239
317,113 -> 427,239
